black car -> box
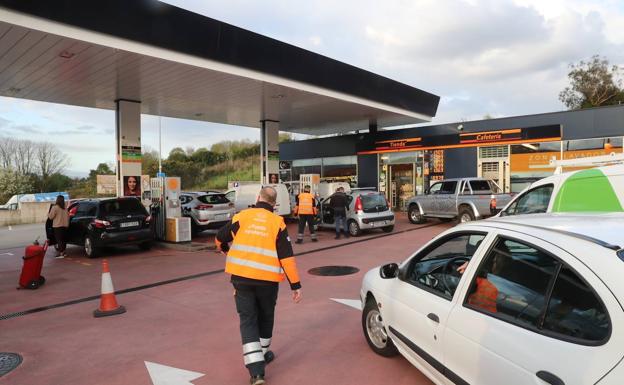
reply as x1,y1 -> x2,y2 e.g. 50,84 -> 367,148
48,197 -> 154,258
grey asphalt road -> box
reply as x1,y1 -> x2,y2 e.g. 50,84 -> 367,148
0,223 -> 47,251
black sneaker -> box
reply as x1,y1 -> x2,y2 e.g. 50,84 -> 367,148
250,375 -> 265,385
264,350 -> 275,364
295,239 -> 303,244
311,238 -> 318,242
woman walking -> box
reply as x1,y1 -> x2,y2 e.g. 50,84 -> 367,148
48,195 -> 69,258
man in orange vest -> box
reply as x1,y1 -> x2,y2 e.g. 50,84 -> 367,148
216,186 -> 302,385
294,185 -> 317,244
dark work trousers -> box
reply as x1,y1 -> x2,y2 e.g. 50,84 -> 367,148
334,210 -> 348,236
297,214 -> 317,241
234,283 -> 279,377
53,227 -> 67,253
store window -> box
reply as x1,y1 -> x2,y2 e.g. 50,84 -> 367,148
292,158 -> 321,181
321,156 -> 357,186
379,150 -> 444,211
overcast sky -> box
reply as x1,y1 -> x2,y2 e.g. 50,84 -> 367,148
1,0 -> 623,176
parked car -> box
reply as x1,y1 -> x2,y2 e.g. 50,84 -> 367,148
180,191 -> 235,235
406,177 -> 514,224
224,184 -> 291,216
498,164 -> 624,217
316,190 -> 394,236
361,212 -> 624,385
49,197 -> 154,258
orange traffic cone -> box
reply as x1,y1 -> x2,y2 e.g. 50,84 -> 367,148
93,259 -> 126,318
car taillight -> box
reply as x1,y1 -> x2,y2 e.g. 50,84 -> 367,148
197,204 -> 213,210
93,219 -> 111,229
490,196 -> 497,210
355,196 -> 363,213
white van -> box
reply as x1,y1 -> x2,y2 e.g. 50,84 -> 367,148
224,184 -> 292,216
498,164 -> 624,217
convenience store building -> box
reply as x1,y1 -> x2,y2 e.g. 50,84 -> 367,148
279,105 -> 624,211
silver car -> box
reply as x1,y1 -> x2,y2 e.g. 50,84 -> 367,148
180,192 -> 236,235
317,190 -> 395,236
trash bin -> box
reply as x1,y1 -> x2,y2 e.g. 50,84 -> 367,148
18,240 -> 48,290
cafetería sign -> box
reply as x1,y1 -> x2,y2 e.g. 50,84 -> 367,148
360,124 -> 561,155
459,129 -> 521,144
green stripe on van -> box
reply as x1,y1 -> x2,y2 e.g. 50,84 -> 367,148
552,168 -> 623,212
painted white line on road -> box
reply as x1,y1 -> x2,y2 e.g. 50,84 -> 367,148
0,252 -> 14,256
145,361 -> 204,385
330,298 -> 362,311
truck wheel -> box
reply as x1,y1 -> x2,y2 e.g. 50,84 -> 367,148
457,206 -> 475,224
84,236 -> 99,258
362,297 -> 398,357
348,220 -> 361,236
408,205 -> 426,224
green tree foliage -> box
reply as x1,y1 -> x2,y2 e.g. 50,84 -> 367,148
559,55 -> 624,109
0,168 -> 35,204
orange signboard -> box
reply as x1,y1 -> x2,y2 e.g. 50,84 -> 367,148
511,148 -> 623,172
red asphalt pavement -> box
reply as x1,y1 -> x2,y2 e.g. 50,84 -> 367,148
1,215 -> 452,385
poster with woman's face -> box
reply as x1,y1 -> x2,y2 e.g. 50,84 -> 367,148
269,173 -> 279,184
124,175 -> 141,197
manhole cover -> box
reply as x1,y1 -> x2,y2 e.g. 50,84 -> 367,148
0,353 -> 22,377
308,265 -> 359,276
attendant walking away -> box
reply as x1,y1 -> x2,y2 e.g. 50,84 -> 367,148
294,185 -> 317,244
48,195 -> 69,258
329,187 -> 349,239
216,186 -> 302,385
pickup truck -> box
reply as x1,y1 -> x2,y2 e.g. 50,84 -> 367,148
406,178 -> 513,224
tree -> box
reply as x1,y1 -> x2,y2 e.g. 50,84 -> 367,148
88,162 -> 114,180
142,150 -> 160,177
559,55 -> 624,109
279,132 -> 294,143
0,168 -> 34,203
36,141 -> 69,191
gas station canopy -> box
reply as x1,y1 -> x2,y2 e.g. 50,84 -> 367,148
0,0 -> 439,135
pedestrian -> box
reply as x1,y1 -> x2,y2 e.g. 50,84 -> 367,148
48,195 -> 69,258
216,186 -> 302,385
294,185 -> 317,244
329,187 -> 350,239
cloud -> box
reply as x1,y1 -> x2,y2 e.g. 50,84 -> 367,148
10,125 -> 42,134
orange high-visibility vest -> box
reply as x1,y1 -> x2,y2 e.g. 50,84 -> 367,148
296,192 -> 316,215
225,208 -> 299,283
468,277 -> 498,313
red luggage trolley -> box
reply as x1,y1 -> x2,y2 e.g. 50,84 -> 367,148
18,239 -> 48,289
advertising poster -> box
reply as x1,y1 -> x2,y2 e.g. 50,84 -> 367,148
123,175 -> 141,197
96,175 -> 117,195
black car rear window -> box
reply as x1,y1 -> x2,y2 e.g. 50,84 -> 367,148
469,180 -> 493,194
100,199 -> 146,216
361,194 -> 387,209
198,194 -> 229,204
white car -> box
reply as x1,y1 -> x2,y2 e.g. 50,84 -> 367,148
360,213 -> 624,385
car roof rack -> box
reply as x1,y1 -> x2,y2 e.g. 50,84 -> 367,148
487,220 -> 621,252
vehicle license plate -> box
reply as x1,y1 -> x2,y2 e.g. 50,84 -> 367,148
215,214 -> 227,220
120,221 -> 139,228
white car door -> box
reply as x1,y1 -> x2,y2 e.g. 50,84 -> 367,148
443,229 -> 622,385
383,231 -> 489,383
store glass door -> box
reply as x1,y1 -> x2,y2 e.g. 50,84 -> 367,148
389,164 -> 415,211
